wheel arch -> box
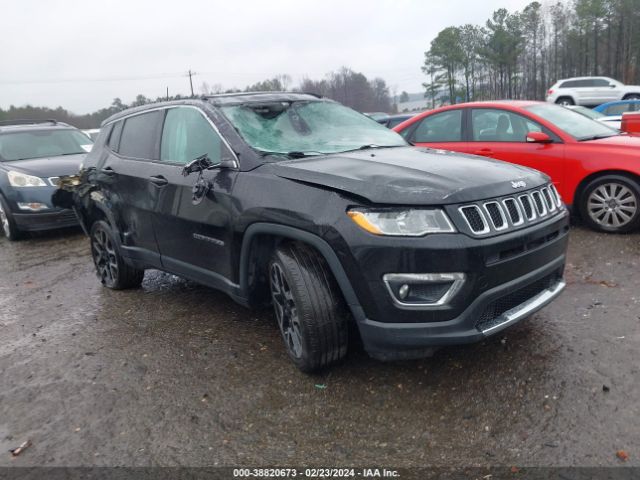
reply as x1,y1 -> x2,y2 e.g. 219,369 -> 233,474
555,95 -> 575,105
78,197 -> 117,239
574,169 -> 640,217
238,223 -> 365,322
622,93 -> 640,100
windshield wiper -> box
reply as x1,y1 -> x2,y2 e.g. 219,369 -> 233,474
286,151 -> 324,158
339,144 -> 402,153
579,133 -> 616,141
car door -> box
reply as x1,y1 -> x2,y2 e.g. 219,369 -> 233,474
149,106 -> 239,286
573,79 -> 597,105
592,78 -> 621,104
404,109 -> 465,152
466,108 -> 566,190
98,111 -> 164,266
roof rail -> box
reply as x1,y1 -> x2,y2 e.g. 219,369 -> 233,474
204,91 -> 322,99
0,119 -> 59,127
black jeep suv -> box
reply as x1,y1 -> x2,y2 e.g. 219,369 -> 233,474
54,92 -> 569,372
0,120 -> 91,240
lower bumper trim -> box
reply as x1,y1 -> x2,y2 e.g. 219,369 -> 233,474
479,280 -> 565,335
12,209 -> 79,231
357,255 -> 566,361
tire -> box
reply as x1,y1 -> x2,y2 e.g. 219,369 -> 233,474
555,97 -> 575,106
90,220 -> 144,289
0,193 -> 23,241
579,175 -> 640,233
268,242 -> 348,372
623,94 -> 640,100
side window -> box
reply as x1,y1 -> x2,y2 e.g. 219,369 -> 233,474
606,104 -> 633,116
560,80 -> 577,88
411,110 -> 462,142
160,107 -> 227,165
471,109 -> 544,142
119,111 -> 162,160
592,79 -> 611,87
108,121 -> 123,152
577,79 -> 595,87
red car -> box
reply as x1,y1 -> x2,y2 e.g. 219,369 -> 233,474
394,101 -> 640,233
622,112 -> 640,136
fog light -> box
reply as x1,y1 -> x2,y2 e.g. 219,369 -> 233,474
383,273 -> 466,308
17,202 -> 49,211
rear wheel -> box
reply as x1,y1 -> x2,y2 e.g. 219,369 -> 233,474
90,220 -> 144,289
0,194 -> 23,241
556,97 -> 575,106
579,175 -> 640,233
269,242 -> 348,373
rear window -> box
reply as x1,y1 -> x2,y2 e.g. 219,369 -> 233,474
118,111 -> 162,159
108,121 -> 123,151
0,129 -> 93,161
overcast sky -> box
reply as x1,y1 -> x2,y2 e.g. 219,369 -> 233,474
1,0 -> 535,114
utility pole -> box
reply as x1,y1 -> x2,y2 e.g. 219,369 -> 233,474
187,69 -> 197,97
166,87 -> 169,101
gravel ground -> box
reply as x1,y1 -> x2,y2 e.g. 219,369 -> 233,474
0,224 -> 638,468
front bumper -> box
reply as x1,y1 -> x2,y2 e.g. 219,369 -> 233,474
3,184 -> 79,231
13,209 -> 78,231
358,255 -> 565,360
333,209 -> 569,360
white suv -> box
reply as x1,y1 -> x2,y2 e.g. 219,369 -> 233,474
546,77 -> 640,106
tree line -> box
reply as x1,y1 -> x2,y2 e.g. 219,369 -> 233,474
423,0 -> 640,107
0,68 -> 394,129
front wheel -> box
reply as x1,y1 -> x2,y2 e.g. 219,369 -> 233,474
90,220 -> 145,289
555,97 -> 575,106
269,243 -> 348,372
579,175 -> 640,233
0,194 -> 23,241
624,94 -> 640,100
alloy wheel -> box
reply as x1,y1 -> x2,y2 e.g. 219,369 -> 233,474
0,201 -> 10,237
587,182 -> 638,229
91,227 -> 119,285
269,262 -> 303,359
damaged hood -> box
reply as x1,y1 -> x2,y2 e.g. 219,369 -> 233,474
271,147 -> 548,205
1,154 -> 86,178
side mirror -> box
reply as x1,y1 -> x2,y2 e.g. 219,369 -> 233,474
526,132 -> 552,144
182,154 -> 235,177
610,83 -> 617,88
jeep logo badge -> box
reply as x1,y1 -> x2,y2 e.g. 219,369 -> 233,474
511,180 -> 527,189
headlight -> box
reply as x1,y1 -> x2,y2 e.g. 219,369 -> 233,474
348,208 -> 456,236
7,170 -> 47,187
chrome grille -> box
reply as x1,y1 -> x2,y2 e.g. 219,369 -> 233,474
531,191 -> 547,216
503,198 -> 523,226
550,184 -> 563,207
519,195 -> 535,221
457,184 -> 564,236
484,202 -> 507,230
459,205 -> 489,234
541,187 -> 556,212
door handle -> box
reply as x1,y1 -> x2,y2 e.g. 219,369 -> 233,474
473,149 -> 494,156
149,175 -> 168,187
100,167 -> 116,176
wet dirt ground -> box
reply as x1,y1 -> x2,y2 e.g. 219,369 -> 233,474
0,224 -> 638,468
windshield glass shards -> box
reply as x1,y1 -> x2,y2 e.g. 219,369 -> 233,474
220,100 -> 406,158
